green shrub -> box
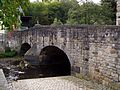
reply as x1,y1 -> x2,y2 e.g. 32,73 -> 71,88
4,50 -> 17,57
0,49 -> 17,58
0,53 -> 5,58
5,47 -> 11,53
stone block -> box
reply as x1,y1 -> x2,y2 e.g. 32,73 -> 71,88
0,47 -> 4,53
119,75 -> 120,82
110,48 -> 117,54
72,66 -> 80,73
111,73 -> 119,82
116,65 -> 120,70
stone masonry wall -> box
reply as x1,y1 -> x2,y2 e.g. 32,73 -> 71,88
9,25 -> 120,86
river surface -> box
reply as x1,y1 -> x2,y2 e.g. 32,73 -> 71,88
0,59 -> 70,82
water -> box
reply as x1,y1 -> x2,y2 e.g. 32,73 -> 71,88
0,60 -> 115,90
2,60 -> 71,82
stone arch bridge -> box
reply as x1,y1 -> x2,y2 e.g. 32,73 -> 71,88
8,25 -> 120,84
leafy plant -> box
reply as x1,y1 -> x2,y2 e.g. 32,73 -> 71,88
0,47 -> 17,58
4,50 -> 17,57
0,0 -> 30,31
52,18 -> 63,25
5,47 -> 11,53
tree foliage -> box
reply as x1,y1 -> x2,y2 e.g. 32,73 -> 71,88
25,2 -> 48,26
4,0 -> 116,28
101,0 -> 117,25
66,0 -> 117,25
25,0 -> 80,26
0,0 -> 30,30
25,1 -> 72,26
23,0 -> 116,26
51,18 -> 63,25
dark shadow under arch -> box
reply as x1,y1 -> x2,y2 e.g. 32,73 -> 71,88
39,46 -> 71,76
19,43 -> 31,56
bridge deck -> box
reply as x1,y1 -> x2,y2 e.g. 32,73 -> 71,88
0,69 -> 8,90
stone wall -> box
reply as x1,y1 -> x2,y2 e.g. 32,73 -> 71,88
117,0 -> 120,25
9,25 -> 120,87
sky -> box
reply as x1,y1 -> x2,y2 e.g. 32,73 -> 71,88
30,0 -> 101,4
92,0 -> 101,4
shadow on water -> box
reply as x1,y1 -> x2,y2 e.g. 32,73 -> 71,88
21,46 -> 71,79
19,64 -> 70,79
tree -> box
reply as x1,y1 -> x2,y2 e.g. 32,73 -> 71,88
25,1 -> 72,26
66,0 -> 116,25
47,0 -> 77,24
47,1 -> 67,24
25,2 -> 48,26
0,0 -> 30,30
66,7 -> 80,25
51,18 -> 63,25
24,0 -> 116,26
66,2 -> 104,25
101,0 -> 117,25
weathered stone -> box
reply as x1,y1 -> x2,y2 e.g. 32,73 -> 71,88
117,0 -> 120,25
0,47 -> 5,53
8,25 -> 120,85
119,75 -> 120,81
111,73 -> 119,82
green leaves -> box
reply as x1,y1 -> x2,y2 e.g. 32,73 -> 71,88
101,0 -> 116,25
24,0 -> 116,26
0,0 -> 30,31
0,0 -> 3,7
25,1 -> 72,25
66,1 -> 116,25
52,18 -> 63,25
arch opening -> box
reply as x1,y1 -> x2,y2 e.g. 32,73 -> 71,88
39,46 -> 71,77
19,43 -> 31,56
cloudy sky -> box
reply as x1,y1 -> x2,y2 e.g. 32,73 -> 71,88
92,0 -> 100,3
30,0 -> 101,4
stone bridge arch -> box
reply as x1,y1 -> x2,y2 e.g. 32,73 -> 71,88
19,43 -> 31,56
39,45 -> 71,76
24,44 -> 71,76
